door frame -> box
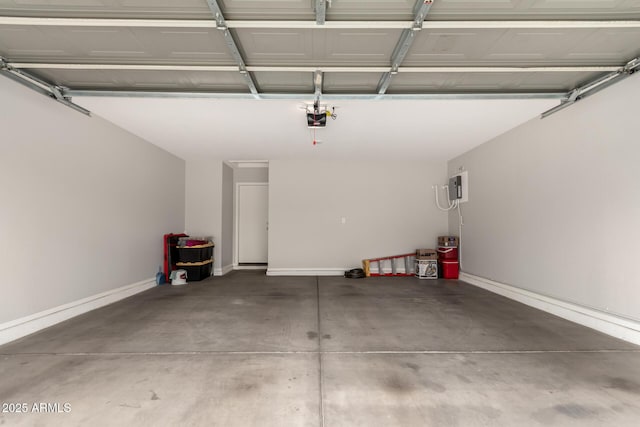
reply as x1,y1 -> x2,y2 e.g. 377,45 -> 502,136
234,182 -> 269,269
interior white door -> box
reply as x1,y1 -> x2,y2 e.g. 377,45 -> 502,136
238,184 -> 269,263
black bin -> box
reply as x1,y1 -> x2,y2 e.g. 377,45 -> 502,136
177,244 -> 214,263
176,260 -> 213,281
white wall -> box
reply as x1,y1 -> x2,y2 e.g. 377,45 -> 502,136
185,159 -> 222,273
234,167 -> 268,184
221,163 -> 234,270
448,74 -> 640,322
0,77 -> 185,324
186,161 -> 268,274
268,160 -> 448,273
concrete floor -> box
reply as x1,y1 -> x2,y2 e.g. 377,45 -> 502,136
1,271 -> 639,426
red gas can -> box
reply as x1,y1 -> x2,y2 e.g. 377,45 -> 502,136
440,260 -> 459,279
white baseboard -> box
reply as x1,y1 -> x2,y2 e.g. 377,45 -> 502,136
0,278 -> 155,346
214,264 -> 234,276
460,272 -> 640,346
266,268 -> 346,276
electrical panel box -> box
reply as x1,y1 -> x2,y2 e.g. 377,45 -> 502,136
449,176 -> 462,200
449,171 -> 469,203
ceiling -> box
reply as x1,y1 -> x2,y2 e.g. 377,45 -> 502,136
76,96 -> 557,161
0,0 -> 638,161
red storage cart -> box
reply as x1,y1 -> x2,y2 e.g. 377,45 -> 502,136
163,233 -> 188,280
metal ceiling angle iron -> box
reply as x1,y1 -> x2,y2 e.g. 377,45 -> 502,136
314,70 -> 323,97
0,62 -> 90,116
623,57 -> 640,73
315,0 -> 326,25
541,55 -> 640,119
0,56 -> 8,71
377,0 -> 435,95
205,0 -> 226,29
413,0 -> 434,30
205,0 -> 260,99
